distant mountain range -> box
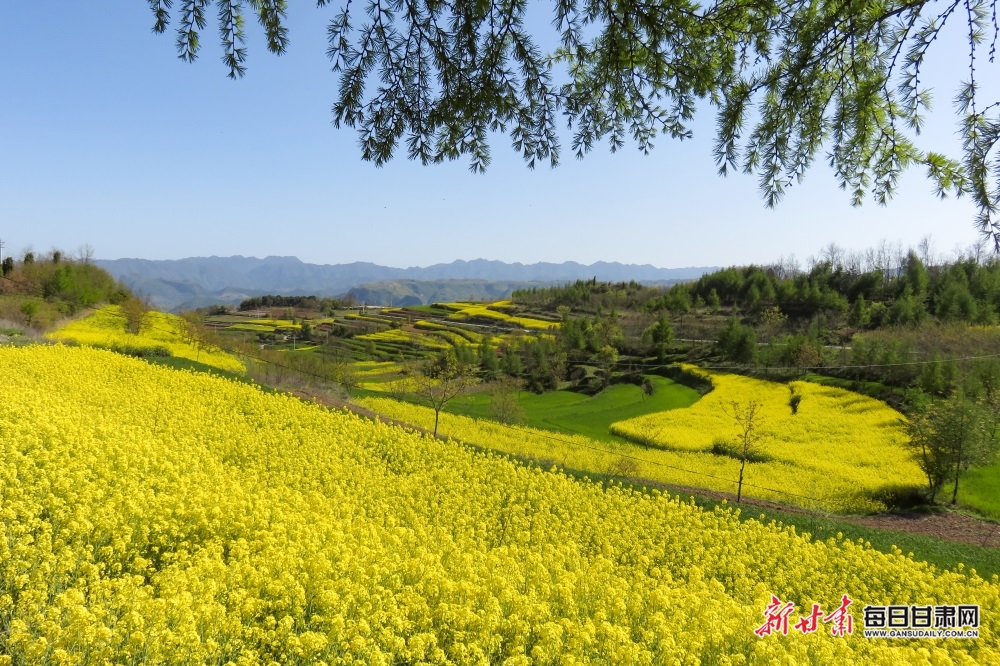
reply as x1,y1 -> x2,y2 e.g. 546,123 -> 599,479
96,256 -> 720,311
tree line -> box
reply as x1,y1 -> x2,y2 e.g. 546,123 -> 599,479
1,249 -> 131,330
238,295 -> 352,313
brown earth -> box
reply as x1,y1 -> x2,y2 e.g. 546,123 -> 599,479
852,512 -> 1000,549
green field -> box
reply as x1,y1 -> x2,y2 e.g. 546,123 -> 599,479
445,376 -> 701,442
959,457 -> 1000,518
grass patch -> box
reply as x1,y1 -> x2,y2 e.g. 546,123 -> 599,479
444,376 -> 701,442
958,456 -> 1000,519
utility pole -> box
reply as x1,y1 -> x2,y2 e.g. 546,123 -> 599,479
0,238 -> 5,265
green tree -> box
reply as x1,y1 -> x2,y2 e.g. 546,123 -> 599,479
918,355 -> 949,398
707,288 -> 721,314
500,342 -> 523,378
743,283 -> 761,311
488,376 -> 526,425
120,297 -> 151,335
848,296 -> 871,328
887,286 -> 926,326
642,315 -> 674,362
907,391 -> 994,504
478,337 -> 500,380
596,344 -> 619,389
19,300 -> 40,327
717,317 -> 756,364
903,251 -> 930,298
453,343 -> 477,367
522,337 -> 565,392
662,286 -> 691,314
594,311 -> 624,349
146,1 -> 998,236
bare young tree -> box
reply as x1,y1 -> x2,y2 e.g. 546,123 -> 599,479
820,242 -> 845,270
633,416 -> 662,448
77,244 -> 95,265
179,311 -> 221,363
720,400 -> 769,503
413,350 -> 477,437
843,250 -> 863,276
917,235 -> 935,267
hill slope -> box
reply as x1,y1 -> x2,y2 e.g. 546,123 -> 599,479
1,344 -> 996,663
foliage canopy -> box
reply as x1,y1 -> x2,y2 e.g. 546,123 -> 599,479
148,0 -> 1000,239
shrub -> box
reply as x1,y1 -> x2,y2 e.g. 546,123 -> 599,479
789,387 -> 802,414
107,343 -> 173,358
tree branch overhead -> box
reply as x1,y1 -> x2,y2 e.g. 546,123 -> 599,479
148,0 -> 1000,242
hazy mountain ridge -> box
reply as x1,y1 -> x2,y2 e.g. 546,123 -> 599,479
346,280 -> 562,307
97,256 -> 718,310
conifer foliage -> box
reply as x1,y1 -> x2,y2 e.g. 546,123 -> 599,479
147,1 -> 999,237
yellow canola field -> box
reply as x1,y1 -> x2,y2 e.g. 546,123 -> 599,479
2,345 -> 999,664
351,360 -> 405,377
439,302 -> 559,330
358,393 -> 911,514
241,318 -> 300,328
225,323 -> 275,332
413,320 -> 484,343
227,319 -> 301,333
357,328 -> 451,350
609,367 -> 923,510
46,305 -> 245,373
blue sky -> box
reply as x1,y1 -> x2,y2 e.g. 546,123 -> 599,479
0,2 -> 993,268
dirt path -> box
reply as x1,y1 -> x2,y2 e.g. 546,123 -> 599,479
287,387 -> 1000,549
621,480 -> 1000,548
852,512 -> 1000,549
